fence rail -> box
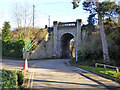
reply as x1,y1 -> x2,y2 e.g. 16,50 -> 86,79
95,63 -> 120,78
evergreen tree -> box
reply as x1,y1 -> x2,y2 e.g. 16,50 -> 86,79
2,22 -> 12,41
72,0 -> 118,62
85,14 -> 95,40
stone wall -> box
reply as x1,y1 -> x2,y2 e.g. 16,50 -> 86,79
28,31 -> 54,59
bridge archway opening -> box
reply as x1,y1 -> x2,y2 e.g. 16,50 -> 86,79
60,33 -> 75,58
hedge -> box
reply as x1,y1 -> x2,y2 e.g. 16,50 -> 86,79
2,39 -> 25,58
1,70 -> 24,88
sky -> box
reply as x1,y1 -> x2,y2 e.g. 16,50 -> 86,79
0,0 -> 91,30
1,0 -> 119,30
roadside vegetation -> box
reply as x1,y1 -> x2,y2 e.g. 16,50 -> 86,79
2,22 -> 48,59
1,70 -> 24,88
72,0 -> 120,65
80,66 -> 120,80
69,0 -> 120,81
69,59 -> 120,80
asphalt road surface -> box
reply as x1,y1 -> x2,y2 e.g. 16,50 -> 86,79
30,59 -> 120,88
2,59 -> 120,88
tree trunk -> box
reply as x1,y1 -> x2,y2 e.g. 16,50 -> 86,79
85,28 -> 89,41
98,13 -> 110,62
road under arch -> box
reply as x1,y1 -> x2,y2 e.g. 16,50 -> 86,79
60,33 -> 74,58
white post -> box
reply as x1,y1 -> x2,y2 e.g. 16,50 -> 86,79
53,21 -> 58,58
76,19 -> 82,62
76,25 -> 78,62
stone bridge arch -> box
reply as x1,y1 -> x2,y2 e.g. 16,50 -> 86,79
60,33 -> 74,58
53,19 -> 82,59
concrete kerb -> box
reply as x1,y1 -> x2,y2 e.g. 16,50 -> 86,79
65,59 -> 90,73
27,69 -> 34,88
65,59 -> 120,85
22,68 -> 34,88
65,59 -> 71,66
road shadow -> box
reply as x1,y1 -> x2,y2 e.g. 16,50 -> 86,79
32,79 -> 104,88
30,60 -> 78,73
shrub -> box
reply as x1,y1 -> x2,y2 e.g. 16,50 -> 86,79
107,31 -> 120,66
79,33 -> 103,61
2,39 -> 25,58
1,70 -> 24,88
16,71 -> 24,86
79,31 -> 120,66
1,70 -> 18,88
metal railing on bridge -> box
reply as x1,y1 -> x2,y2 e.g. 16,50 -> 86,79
58,22 -> 76,27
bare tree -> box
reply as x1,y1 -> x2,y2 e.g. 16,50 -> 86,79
12,1 -> 34,39
12,2 -> 33,29
12,3 -> 23,28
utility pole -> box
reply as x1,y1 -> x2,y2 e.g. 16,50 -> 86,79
48,15 -> 50,27
33,5 -> 35,28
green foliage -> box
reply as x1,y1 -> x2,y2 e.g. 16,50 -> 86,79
2,24 -> 48,58
72,1 -> 79,9
2,22 -> 12,41
2,39 -> 25,58
80,16 -> 120,65
79,30 -> 120,66
82,1 -> 118,16
82,14 -> 95,38
107,31 -> 120,64
11,27 -> 47,41
103,17 -> 120,64
1,70 -> 18,88
116,5 -> 120,15
73,0 -> 120,64
1,70 -> 24,88
80,66 -> 120,80
16,71 -> 24,86
69,58 -> 76,64
98,1 -> 118,16
104,17 -> 119,35
79,33 -> 103,60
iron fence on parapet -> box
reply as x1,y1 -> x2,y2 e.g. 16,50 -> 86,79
58,22 -> 76,27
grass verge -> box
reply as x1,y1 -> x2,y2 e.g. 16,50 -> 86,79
80,65 -> 120,80
2,57 -> 24,60
68,59 -> 120,80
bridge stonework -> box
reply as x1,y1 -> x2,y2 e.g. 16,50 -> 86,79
28,19 -> 82,59
53,19 -> 82,58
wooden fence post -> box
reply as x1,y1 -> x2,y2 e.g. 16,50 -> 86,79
95,63 -> 97,68
116,67 -> 119,79
104,64 -> 106,73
